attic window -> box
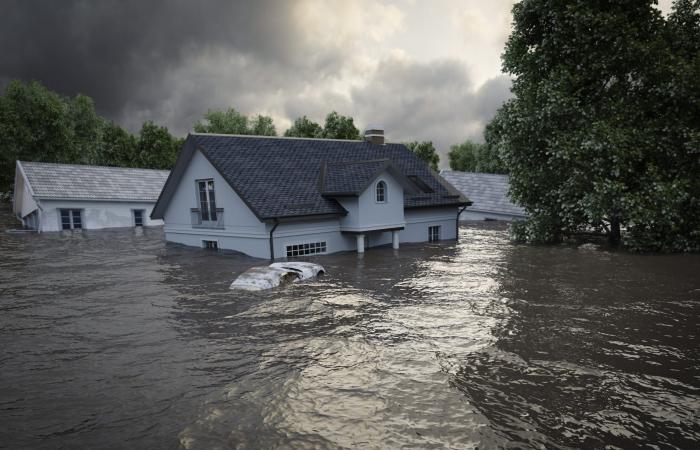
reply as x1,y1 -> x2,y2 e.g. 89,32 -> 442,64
376,181 -> 387,203
197,179 -> 217,222
407,175 -> 434,193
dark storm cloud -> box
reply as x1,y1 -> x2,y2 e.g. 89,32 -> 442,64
350,56 -> 512,164
0,0 -> 305,123
0,0 -> 512,157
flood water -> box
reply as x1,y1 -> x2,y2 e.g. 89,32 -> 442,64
1,208 -> 699,449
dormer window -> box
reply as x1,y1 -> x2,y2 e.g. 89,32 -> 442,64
376,180 -> 387,203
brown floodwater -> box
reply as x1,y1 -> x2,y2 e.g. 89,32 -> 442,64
0,206 -> 698,449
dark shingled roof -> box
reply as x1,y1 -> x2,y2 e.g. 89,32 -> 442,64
321,159 -> 391,196
153,134 -> 469,220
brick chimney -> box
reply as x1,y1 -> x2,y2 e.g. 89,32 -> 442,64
364,127 -> 384,145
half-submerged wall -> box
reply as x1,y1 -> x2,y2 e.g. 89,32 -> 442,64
161,150 -> 269,256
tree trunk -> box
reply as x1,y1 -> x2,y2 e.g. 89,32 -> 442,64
609,217 -> 621,246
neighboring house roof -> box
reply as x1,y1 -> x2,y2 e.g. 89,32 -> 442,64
18,161 -> 170,201
440,170 -> 527,217
152,133 -> 469,221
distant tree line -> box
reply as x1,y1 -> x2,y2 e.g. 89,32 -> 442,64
0,80 -> 457,195
0,80 -> 183,195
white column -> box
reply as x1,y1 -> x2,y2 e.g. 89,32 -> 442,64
356,234 -> 365,253
392,230 -> 400,249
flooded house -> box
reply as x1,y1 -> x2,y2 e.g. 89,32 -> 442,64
12,161 -> 169,231
150,129 -> 471,258
440,170 -> 527,221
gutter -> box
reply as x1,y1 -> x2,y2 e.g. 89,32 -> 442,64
456,205 -> 468,242
269,218 -> 280,261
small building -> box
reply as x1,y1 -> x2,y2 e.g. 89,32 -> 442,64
439,170 -> 527,221
13,161 -> 169,231
151,129 -> 471,258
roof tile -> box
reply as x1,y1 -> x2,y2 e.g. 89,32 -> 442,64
20,161 -> 169,201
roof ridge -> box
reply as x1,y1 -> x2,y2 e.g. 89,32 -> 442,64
442,170 -> 509,178
19,160 -> 170,173
327,158 -> 390,166
190,132 -> 402,145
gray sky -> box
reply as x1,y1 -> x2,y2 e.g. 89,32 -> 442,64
0,0 -> 675,166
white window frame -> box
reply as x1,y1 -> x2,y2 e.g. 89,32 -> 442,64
196,179 -> 217,222
132,209 -> 146,227
428,225 -> 441,242
286,241 -> 327,257
59,209 -> 83,230
375,180 -> 387,203
202,240 -> 219,250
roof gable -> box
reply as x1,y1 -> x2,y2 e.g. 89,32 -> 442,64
153,134 -> 469,221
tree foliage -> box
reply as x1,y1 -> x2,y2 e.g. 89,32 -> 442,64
0,80 -> 182,193
405,141 -> 440,171
489,0 -> 700,251
136,121 -> 181,170
284,111 -> 361,140
194,108 -> 277,136
448,140 -> 507,174
319,111 -> 361,140
284,115 -> 323,138
248,114 -> 277,136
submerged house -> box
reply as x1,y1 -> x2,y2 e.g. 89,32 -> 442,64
13,161 -> 169,231
151,129 -> 470,258
439,170 -> 527,221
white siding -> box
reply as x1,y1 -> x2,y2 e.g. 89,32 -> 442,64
271,219 -> 354,258
161,150 -> 269,256
403,207 -> 458,242
13,166 -> 38,220
336,170 -> 405,232
39,200 -> 162,232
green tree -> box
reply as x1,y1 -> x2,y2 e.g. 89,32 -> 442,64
405,141 -> 440,171
448,140 -> 480,172
67,94 -> 103,165
99,120 -> 138,167
248,114 -> 277,136
489,0 -> 700,251
194,108 -> 249,134
448,140 -> 507,174
284,115 -> 323,138
320,111 -> 360,140
136,121 -> 180,170
194,108 -> 277,136
0,80 -> 73,192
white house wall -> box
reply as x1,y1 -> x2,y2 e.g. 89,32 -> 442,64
267,206 -> 459,259
270,218 -> 355,259
162,149 -> 270,256
354,171 -> 405,231
12,167 -> 38,219
39,200 -> 162,232
403,207 -> 458,242
335,171 -> 404,232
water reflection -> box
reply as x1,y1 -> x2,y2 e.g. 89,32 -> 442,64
0,211 -> 698,449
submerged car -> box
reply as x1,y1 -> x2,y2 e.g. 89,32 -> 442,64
230,262 -> 326,291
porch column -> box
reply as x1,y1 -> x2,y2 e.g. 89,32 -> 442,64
356,234 -> 365,253
392,230 -> 400,249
